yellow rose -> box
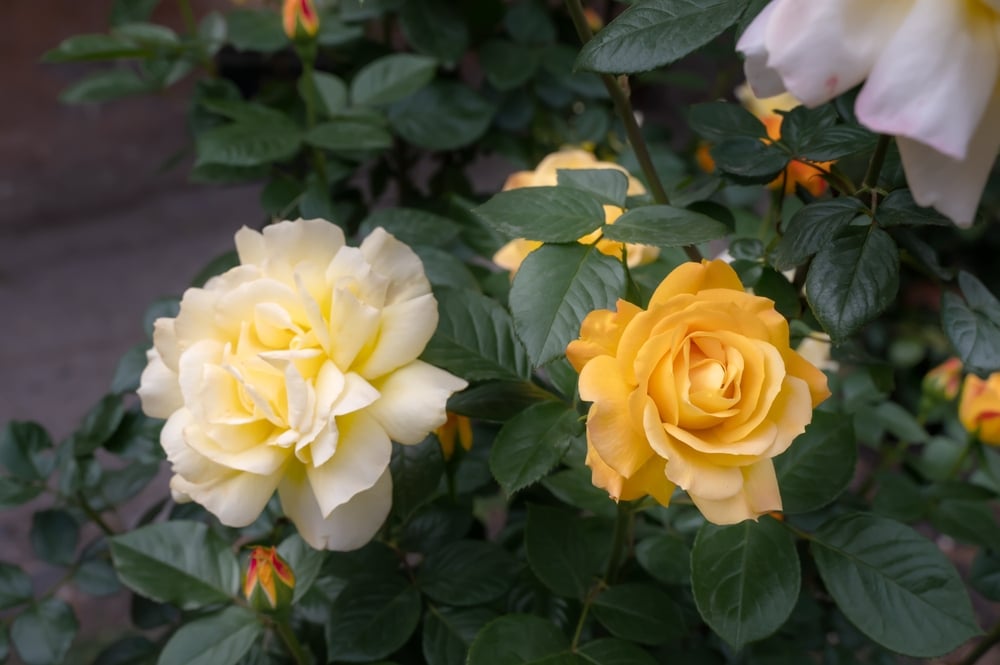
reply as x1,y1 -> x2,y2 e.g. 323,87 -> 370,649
959,372 -> 1000,445
138,219 -> 467,550
566,259 -> 830,524
492,149 -> 660,274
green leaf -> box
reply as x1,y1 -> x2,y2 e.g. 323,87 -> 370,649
971,549 -> 1000,601
479,40 -> 540,91
709,137 -> 789,181
773,411 -> 856,513
388,82 -> 493,151
466,614 -> 574,665
490,402 -> 581,496
30,510 -> 79,567
92,636 -> 156,665
474,187 -> 606,242
505,1 -> 557,44
942,271 -> 1000,376
109,521 -> 239,609
876,189 -> 951,227
276,533 -> 325,603
928,499 -> 1000,549
806,226 -> 899,341
0,563 -> 32,609
304,71 -> 348,115
418,540 -> 520,605
158,606 -> 263,665
796,125 -> 876,161
691,518 -> 800,650
868,400 -> 928,443
225,9 -> 286,53
360,208 -> 461,247
635,534 -> 691,586
577,0 -> 746,74
390,437 -> 445,520
447,381 -> 558,421
305,120 -> 393,152
325,575 -> 422,662
10,599 -> 77,665
541,468 -> 617,519
556,169 -> 629,208
811,512 -> 981,657
351,53 -> 438,106
74,558 -> 122,597
601,205 -> 729,248
74,393 -> 126,456
414,246 -> 480,291
196,120 -> 302,167
872,473 -> 926,523
0,421 -> 53,480
526,505 -> 609,598
59,69 -> 153,104
423,287 -> 532,383
399,0 -> 468,64
592,584 -> 687,645
423,606 -> 498,665
0,478 -> 43,509
110,0 -> 161,26
111,343 -> 149,394
42,34 -> 147,62
688,102 -> 767,142
510,244 -> 626,366
577,639 -> 657,665
769,198 -> 868,271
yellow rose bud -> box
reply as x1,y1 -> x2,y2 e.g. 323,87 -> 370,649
959,373 -> 1000,445
244,546 -> 296,611
583,7 -> 604,32
283,0 -> 319,40
567,259 -> 830,524
923,357 -> 963,402
492,149 -> 659,275
435,412 -> 473,460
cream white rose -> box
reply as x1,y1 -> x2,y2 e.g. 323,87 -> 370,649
138,219 -> 467,550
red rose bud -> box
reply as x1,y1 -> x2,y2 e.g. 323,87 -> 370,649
244,546 -> 295,612
283,0 -> 319,40
923,357 -> 963,402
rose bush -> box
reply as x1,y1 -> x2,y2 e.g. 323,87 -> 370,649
137,219 -> 467,550
492,148 -> 659,273
567,259 -> 830,523
738,0 -> 1000,225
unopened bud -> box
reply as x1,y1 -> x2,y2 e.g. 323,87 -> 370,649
435,412 -> 473,460
923,357 -> 963,402
283,0 -> 319,40
243,546 -> 295,612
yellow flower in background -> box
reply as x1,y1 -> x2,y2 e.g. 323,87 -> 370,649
960,372 -> 1000,445
435,412 -> 473,460
243,546 -> 295,611
492,149 -> 659,275
283,0 -> 319,39
924,357 -> 963,402
697,84 -> 832,196
567,259 -> 830,524
138,219 -> 467,550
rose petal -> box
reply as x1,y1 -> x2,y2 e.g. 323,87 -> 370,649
688,460 -> 781,524
648,259 -> 744,307
360,228 -> 431,305
354,293 -> 439,379
736,1 -> 787,98
305,411 -> 392,515
580,355 -> 654,477
367,360 -> 468,445
137,348 -> 183,419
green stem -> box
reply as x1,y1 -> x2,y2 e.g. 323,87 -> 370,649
76,492 -> 116,536
946,435 -> 977,480
860,134 -> 891,211
780,519 -> 815,543
958,620 -> 1000,665
563,0 -> 701,262
570,587 -> 599,651
274,618 -> 309,665
177,0 -> 212,70
299,54 -> 330,187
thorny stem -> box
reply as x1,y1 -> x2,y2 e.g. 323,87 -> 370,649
564,0 -> 702,262
958,620 -> 1000,665
860,134 -> 892,211
275,618 -> 310,665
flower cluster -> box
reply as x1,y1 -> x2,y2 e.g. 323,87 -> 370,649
138,220 -> 466,550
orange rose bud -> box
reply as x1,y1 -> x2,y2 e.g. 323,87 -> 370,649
923,358 -> 963,402
436,412 -> 473,460
583,7 -> 604,32
283,0 -> 319,40
244,546 -> 295,612
959,373 -> 1000,446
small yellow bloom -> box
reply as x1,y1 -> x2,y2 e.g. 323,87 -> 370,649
243,546 -> 295,611
492,149 -> 659,275
567,259 -> 830,524
435,412 -> 473,460
283,0 -> 319,39
959,372 -> 1000,445
924,357 -> 963,402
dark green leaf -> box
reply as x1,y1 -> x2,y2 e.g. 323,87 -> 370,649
811,512 -> 980,657
92,636 -> 157,665
971,549 -> 1000,601
475,187 -> 606,243
576,0 -> 746,74
225,9 -> 286,53
942,271 -> 1000,376
770,198 -> 868,271
511,244 -> 625,365
774,411 -> 856,513
577,639 -> 657,665
59,69 -> 153,104
541,468 -> 617,519
304,71 -> 348,116
360,208 -> 460,247
526,505 -> 609,598
158,606 -> 263,665
0,478 -> 43,509
555,169 -> 629,208
505,1 -> 557,44
635,534 -> 691,586
797,125 -> 876,161
109,521 -> 239,609
423,606 -> 498,665
74,558 -> 122,596
424,287 -> 531,383
688,102 -> 767,142
878,189 -> 952,227
418,540 -> 520,605
390,437 -> 445,520
0,563 -> 32,609
0,421 -> 53,480
776,105 -> 838,155
602,205 -> 729,247
196,120 -> 301,167
276,533 -> 325,603
305,120 -> 392,152
388,82 -> 493,151
928,499 -> 1000,549
490,402 -> 581,496
806,226 -> 899,341
10,599 -> 77,665
399,0 -> 468,64
400,500 -> 473,554
111,343 -> 148,394
447,381 -> 558,421
479,40 -> 540,91
351,53 -> 438,106
692,518 -> 799,650
74,393 -> 126,456
872,473 -> 925,523
110,0 -> 161,26
592,584 -> 687,645
325,575 -> 422,662
42,34 -> 147,63
30,510 -> 79,567
466,614 -> 574,665
414,246 -> 480,291
709,137 -> 789,181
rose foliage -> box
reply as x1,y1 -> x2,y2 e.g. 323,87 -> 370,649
6,0 -> 1000,664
